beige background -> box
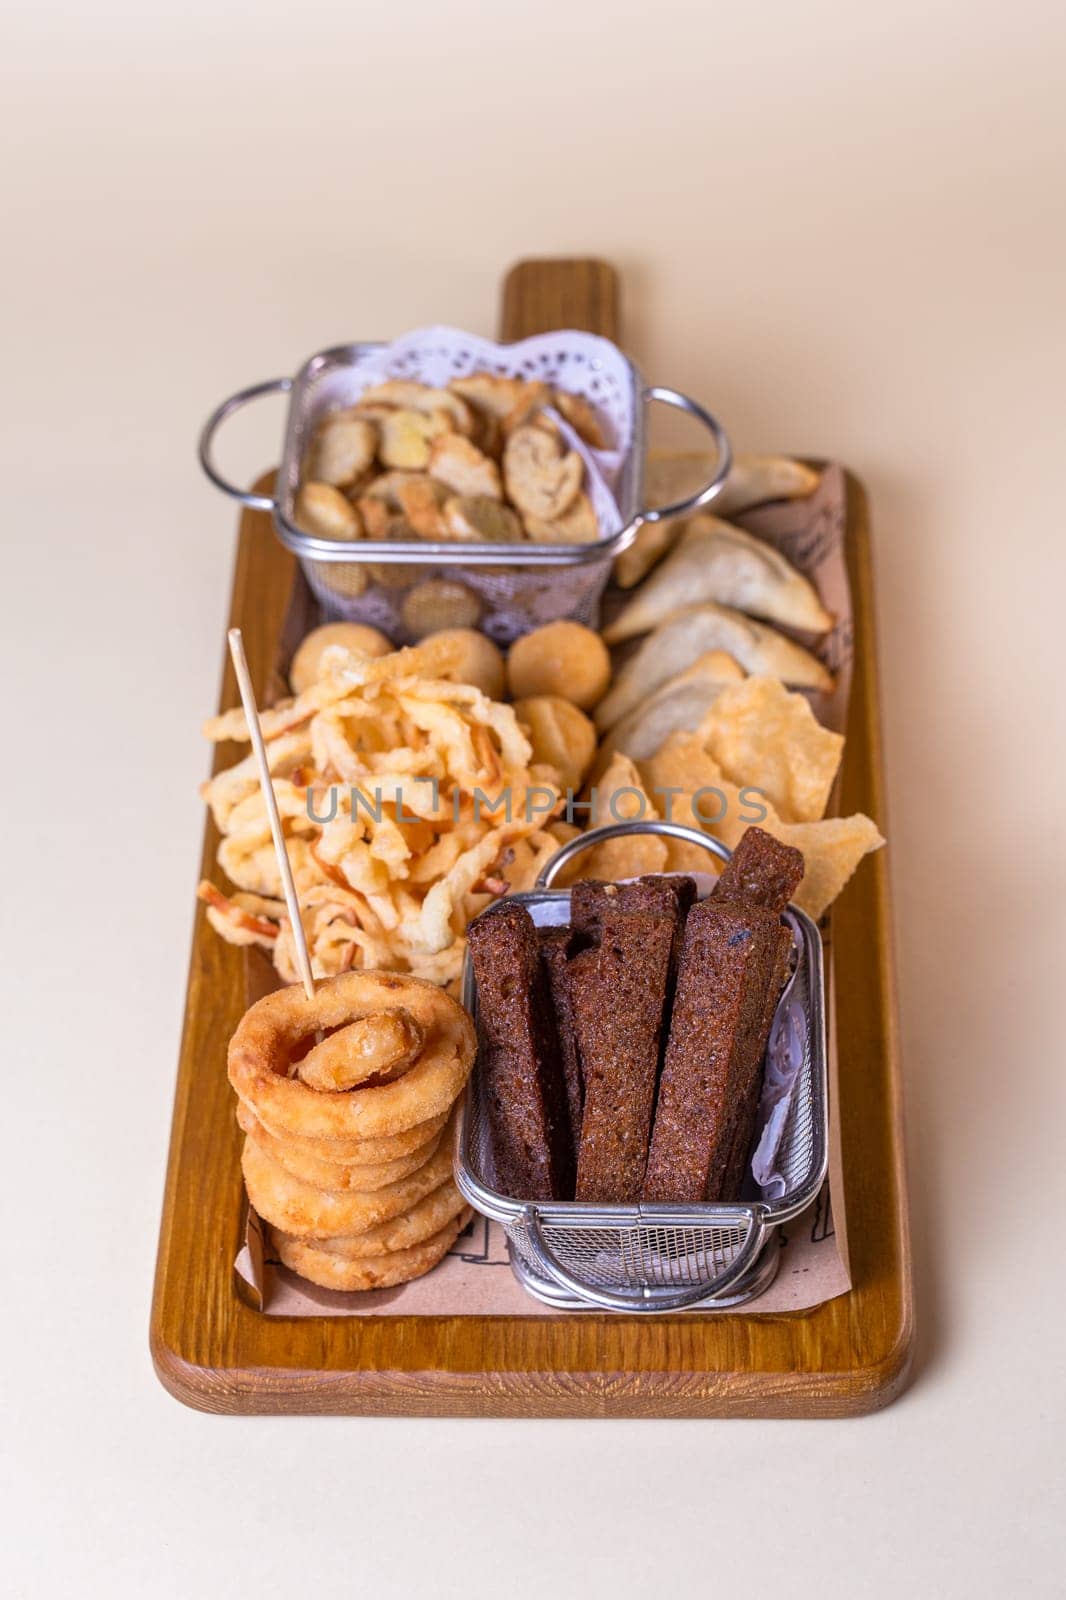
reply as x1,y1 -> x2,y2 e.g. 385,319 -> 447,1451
2,0 -> 1064,1595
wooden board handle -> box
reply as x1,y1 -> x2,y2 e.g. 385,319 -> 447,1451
499,258 -> 620,342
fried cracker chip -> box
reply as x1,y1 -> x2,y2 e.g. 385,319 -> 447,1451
764,814 -> 885,918
639,733 -> 882,916
637,735 -> 742,873
697,675 -> 844,823
571,753 -> 667,881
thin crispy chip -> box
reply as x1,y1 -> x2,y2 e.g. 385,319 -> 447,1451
697,676 -> 843,823
637,735 -> 738,873
639,733 -> 882,915
761,813 -> 884,919
570,753 -> 667,881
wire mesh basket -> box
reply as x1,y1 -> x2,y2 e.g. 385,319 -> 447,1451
454,821 -> 828,1313
198,327 -> 731,643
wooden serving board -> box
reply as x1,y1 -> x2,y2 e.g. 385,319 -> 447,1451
151,258 -> 912,1417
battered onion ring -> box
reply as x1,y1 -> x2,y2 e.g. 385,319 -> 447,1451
272,1212 -> 470,1291
241,1107 -> 457,1237
295,1007 -> 423,1092
228,972 -> 475,1141
276,1177 -> 466,1259
236,1102 -> 443,1193
240,1102 -> 449,1165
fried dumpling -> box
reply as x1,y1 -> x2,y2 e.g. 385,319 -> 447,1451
604,515 -> 832,644
710,455 -> 820,518
592,651 -> 745,771
614,455 -> 821,589
595,603 -> 833,732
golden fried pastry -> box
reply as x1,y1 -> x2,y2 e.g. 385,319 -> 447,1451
306,413 -> 378,487
710,454 -> 820,518
600,601 -> 833,689
506,621 -> 611,711
523,492 -> 599,544
593,650 -> 745,770
401,579 -> 482,638
427,433 -> 502,499
503,424 -> 583,521
272,1211 -> 469,1290
422,627 -> 506,699
513,695 -> 597,791
606,513 -> 832,638
289,622 -> 392,694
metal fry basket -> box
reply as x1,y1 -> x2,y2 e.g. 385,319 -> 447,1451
454,821 -> 828,1313
198,327 -> 731,643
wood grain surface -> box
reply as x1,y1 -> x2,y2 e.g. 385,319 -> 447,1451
150,257 -> 912,1416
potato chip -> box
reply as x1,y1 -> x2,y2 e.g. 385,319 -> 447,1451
567,753 -> 667,881
760,814 -> 884,919
697,675 -> 844,823
637,735 -> 742,873
638,733 -> 882,916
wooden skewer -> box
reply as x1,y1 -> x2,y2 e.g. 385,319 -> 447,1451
227,628 -> 315,1001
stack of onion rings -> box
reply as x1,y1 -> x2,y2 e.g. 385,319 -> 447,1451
228,971 -> 476,1291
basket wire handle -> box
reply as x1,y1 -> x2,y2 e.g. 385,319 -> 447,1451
535,818 -> 732,891
638,385 -> 733,524
198,376 -> 292,512
521,1203 -> 766,1313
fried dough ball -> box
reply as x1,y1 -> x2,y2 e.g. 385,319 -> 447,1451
506,621 -> 611,711
513,695 -> 597,792
421,628 -> 506,700
289,622 -> 393,694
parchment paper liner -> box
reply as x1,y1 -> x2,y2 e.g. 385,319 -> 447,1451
235,458 -> 855,1315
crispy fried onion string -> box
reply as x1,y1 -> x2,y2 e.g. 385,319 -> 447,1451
199,636 -> 566,986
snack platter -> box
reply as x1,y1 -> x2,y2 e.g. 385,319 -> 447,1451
151,259 -> 911,1416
